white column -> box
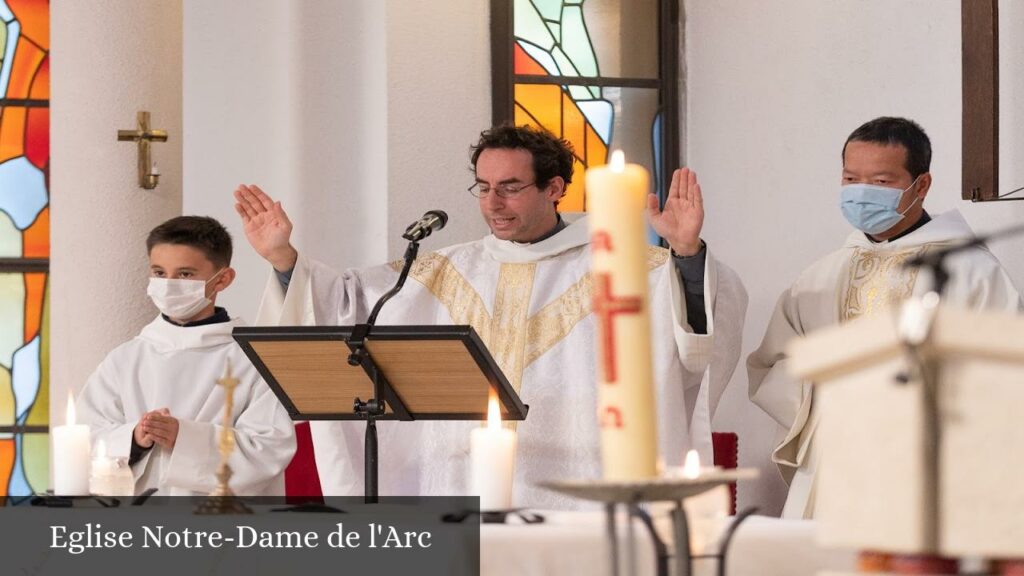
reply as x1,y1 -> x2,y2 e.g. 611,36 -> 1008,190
51,0 -> 183,441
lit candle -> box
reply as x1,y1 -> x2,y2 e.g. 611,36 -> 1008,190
585,150 -> 658,481
680,449 -> 731,555
470,389 -> 517,511
53,394 -> 91,495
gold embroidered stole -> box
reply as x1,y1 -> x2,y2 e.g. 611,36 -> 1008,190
392,246 -> 670,393
839,243 -> 950,322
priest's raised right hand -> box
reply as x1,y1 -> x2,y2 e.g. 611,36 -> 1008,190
233,184 -> 298,272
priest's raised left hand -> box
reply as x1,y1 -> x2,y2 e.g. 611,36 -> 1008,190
647,168 -> 704,256
140,408 -> 179,451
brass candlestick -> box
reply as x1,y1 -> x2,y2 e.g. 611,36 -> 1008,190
195,359 -> 253,515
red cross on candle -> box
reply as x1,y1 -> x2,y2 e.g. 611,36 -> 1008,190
593,272 -> 643,383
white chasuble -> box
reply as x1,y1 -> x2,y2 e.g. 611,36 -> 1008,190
748,210 -> 1023,519
257,216 -> 747,508
78,317 -> 297,496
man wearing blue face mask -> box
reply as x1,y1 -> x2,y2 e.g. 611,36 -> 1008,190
747,116 -> 1022,519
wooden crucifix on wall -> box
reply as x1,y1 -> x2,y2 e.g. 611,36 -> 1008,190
961,0 -> 1000,201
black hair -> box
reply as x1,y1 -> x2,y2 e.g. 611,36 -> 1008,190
146,216 -> 233,268
842,116 -> 932,179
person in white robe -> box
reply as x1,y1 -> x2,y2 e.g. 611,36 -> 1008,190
78,216 -> 296,496
234,125 -> 748,508
749,117 -> 1023,519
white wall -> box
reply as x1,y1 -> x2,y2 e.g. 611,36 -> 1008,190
182,0 -> 300,320
183,0 -> 489,322
687,0 -> 1024,515
51,0 -> 183,427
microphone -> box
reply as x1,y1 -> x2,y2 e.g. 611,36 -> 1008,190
903,222 -> 1024,269
403,210 -> 448,241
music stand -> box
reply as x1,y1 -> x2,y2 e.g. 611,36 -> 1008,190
233,324 -> 529,501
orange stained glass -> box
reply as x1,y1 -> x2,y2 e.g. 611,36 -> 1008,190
24,272 -> 44,342
7,0 -> 49,50
6,37 -> 46,100
514,103 -> 542,130
561,92 -> 586,157
28,55 -> 49,99
0,438 -> 13,496
585,124 -> 608,166
514,84 -> 562,132
514,43 -> 548,75
25,106 -> 48,169
22,206 -> 48,257
559,157 -> 587,212
0,106 -> 27,161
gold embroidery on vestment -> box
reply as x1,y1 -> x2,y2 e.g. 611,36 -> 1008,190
840,246 -> 928,322
395,248 -> 672,393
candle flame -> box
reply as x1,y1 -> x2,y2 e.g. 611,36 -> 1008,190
96,439 -> 107,459
66,394 -> 76,426
487,388 -> 501,433
610,150 -> 625,172
683,449 -> 701,479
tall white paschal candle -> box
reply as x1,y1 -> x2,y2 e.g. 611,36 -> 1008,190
585,150 -> 658,480
53,394 -> 91,495
470,390 -> 517,510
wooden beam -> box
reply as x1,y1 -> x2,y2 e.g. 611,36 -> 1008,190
961,0 -> 999,201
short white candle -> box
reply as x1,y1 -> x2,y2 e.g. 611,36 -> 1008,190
680,449 -> 731,555
470,390 -> 517,511
53,394 -> 91,495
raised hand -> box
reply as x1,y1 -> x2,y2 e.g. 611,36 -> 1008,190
647,168 -> 704,256
233,184 -> 298,272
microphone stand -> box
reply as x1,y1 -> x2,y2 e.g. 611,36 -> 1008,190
903,222 -> 1024,297
897,221 -> 1024,549
347,239 -> 421,503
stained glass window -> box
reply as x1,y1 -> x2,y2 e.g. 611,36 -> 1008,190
493,0 -> 679,217
0,0 -> 49,498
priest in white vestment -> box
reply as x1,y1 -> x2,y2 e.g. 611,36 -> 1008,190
235,125 -> 748,508
78,216 -> 296,496
749,117 -> 1023,519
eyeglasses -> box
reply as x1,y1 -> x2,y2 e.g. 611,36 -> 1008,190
468,181 -> 538,199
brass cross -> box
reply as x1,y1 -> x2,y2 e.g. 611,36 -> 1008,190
117,111 -> 168,190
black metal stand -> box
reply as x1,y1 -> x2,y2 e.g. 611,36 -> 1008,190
347,241 -> 421,503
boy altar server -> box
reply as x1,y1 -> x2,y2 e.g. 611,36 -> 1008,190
78,216 -> 296,496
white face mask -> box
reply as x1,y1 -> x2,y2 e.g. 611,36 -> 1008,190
147,269 -> 226,321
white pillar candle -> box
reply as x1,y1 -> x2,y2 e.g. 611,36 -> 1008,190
53,394 -> 91,495
470,390 -> 517,511
585,150 -> 658,481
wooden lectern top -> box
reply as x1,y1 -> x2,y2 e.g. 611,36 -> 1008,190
232,325 -> 529,422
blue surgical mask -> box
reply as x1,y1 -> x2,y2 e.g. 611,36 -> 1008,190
839,176 -> 922,235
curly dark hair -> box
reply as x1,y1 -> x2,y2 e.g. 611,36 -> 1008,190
146,216 -> 233,268
470,124 -> 575,189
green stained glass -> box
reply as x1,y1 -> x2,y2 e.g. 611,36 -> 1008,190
545,21 -> 561,42
0,273 -> 25,368
560,6 -> 598,76
551,45 -> 579,77
21,432 -> 47,493
24,282 -> 46,427
0,209 -> 21,257
0,364 -> 12,427
531,0 -> 564,21
515,0 -> 556,50
568,85 -> 593,100
0,21 -> 6,69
